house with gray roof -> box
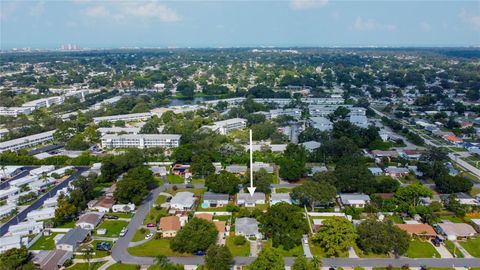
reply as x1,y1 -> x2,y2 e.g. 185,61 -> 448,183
56,228 -> 90,252
300,141 -> 321,152
237,192 -> 266,207
338,193 -> 371,208
270,193 -> 292,205
235,217 -> 262,239
203,192 -> 229,208
225,165 -> 247,174
170,192 -> 196,210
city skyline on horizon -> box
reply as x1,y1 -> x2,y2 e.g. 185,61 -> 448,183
1,0 -> 480,49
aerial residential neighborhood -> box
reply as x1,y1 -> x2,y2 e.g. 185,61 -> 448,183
0,1 -> 479,270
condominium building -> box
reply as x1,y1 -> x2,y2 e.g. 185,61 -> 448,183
204,118 -> 247,135
0,107 -> 33,117
0,130 -> 55,153
97,127 -> 141,136
101,134 -> 181,149
268,108 -> 302,119
93,112 -> 152,124
22,96 -> 64,109
309,117 -> 333,131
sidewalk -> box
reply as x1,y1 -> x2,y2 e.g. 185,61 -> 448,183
453,241 -> 473,258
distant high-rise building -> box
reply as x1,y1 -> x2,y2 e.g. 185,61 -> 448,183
60,44 -> 81,51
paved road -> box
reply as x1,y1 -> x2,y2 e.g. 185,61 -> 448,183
0,167 -> 89,236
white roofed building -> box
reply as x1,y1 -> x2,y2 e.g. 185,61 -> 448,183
0,130 -> 55,153
101,134 -> 181,149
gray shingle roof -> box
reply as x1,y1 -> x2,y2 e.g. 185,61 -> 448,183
57,228 -> 89,247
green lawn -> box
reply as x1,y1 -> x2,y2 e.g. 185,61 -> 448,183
263,240 -> 303,257
165,188 -> 205,196
166,174 -> 184,184
109,212 -> 133,219
106,264 -> 140,270
155,195 -> 169,205
154,177 -> 164,186
132,229 -> 150,242
197,204 -> 228,212
127,238 -> 188,257
191,178 -> 205,185
67,262 -> 106,270
274,188 -> 292,193
406,239 -> 440,258
57,220 -> 76,228
30,233 -> 59,250
143,206 -> 168,225
96,220 -> 129,237
353,244 -> 390,258
445,240 -> 463,258
386,214 -> 404,224
226,236 -> 250,256
459,238 -> 480,257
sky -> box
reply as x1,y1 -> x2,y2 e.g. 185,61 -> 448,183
1,0 -> 479,49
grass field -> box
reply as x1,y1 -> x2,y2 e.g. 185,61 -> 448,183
226,236 -> 250,256
127,238 -> 188,257
191,178 -> 205,185
274,188 -> 292,193
353,244 -> 390,258
155,195 -> 169,205
459,237 -> 480,257
444,240 -> 463,258
406,239 -> 440,258
67,262 -> 106,270
262,240 -> 304,257
57,220 -> 76,228
105,264 -> 140,270
30,233 -> 59,250
166,175 -> 184,184
132,229 -> 150,242
96,220 -> 129,237
109,212 -> 133,219
143,206 -> 168,225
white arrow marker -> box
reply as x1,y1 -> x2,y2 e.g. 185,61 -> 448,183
247,129 -> 256,196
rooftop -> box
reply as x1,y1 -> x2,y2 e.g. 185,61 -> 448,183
159,216 -> 181,231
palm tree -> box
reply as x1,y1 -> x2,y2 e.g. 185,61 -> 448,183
311,255 -> 322,269
154,255 -> 168,267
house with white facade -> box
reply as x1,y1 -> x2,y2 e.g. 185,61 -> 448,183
76,212 -> 104,230
26,207 -> 55,221
204,118 -> 247,135
237,192 -> 266,207
270,193 -> 292,205
8,221 -> 43,236
56,228 -> 90,252
101,134 -> 181,149
338,193 -> 371,208
93,112 -> 152,124
170,192 -> 196,210
309,117 -> 333,131
22,96 -> 64,109
0,235 -> 22,253
0,106 -> 33,117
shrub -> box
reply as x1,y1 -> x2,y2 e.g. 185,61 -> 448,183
233,236 -> 246,246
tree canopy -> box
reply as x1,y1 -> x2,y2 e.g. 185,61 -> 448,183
170,218 -> 218,253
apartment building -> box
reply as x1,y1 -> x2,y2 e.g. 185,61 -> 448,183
205,118 -> 247,135
22,96 -> 64,109
97,127 -> 141,136
0,106 -> 33,117
93,112 -> 152,124
101,134 -> 181,149
268,108 -> 302,119
0,130 -> 55,153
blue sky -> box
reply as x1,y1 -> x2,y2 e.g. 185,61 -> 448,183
1,0 -> 479,48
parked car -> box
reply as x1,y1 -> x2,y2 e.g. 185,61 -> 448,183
186,184 -> 194,188
119,228 -> 128,237
193,250 -> 206,256
96,242 -> 111,251
146,223 -> 156,228
145,233 -> 154,240
431,238 -> 441,247
105,215 -> 119,220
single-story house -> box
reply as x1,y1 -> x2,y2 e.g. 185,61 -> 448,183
76,212 -> 104,230
195,213 -> 213,221
368,167 -> 384,176
172,164 -> 190,176
371,150 -> 399,158
151,166 -> 168,177
237,192 -> 266,207
203,192 -> 229,208
112,203 -> 136,213
36,249 -> 72,270
300,141 -> 321,152
385,166 -> 410,178
56,228 -> 90,252
270,193 -> 292,205
170,192 -> 196,210
308,166 -> 328,176
436,223 -> 477,240
27,207 -> 55,221
252,162 -> 274,173
159,216 -> 181,238
235,217 -> 262,239
225,165 -> 247,174
0,235 -> 22,253
88,196 -> 115,213
8,220 -> 44,237
338,193 -> 371,208
396,224 -> 437,239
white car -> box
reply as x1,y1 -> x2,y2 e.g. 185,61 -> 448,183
145,233 -> 154,240
119,228 -> 128,237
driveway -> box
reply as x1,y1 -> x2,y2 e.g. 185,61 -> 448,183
432,243 -> 453,258
302,236 -> 313,258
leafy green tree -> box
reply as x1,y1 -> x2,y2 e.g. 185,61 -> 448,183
177,81 -> 196,98
333,156 -> 376,193
244,168 -> 272,194
313,217 -> 357,257
65,135 -> 90,150
291,180 -> 336,211
434,174 -> 473,194
260,203 -> 308,250
205,171 -> 240,194
250,248 -> 284,270
0,247 -> 34,270
123,166 -> 157,189
170,218 -> 218,253
251,121 -> 277,141
394,183 -> 433,208
204,244 -> 234,270
279,160 -> 306,181
172,145 -> 193,163
357,219 -> 410,256
190,156 -> 215,179
114,179 -> 148,205
375,176 -> 400,193
54,196 -> 77,226
292,256 -> 317,270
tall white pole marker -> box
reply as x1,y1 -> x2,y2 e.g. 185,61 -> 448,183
248,129 -> 256,196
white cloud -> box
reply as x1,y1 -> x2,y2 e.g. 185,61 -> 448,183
290,0 -> 328,10
420,22 -> 432,32
84,5 -> 109,17
460,9 -> 480,31
82,1 -> 180,22
353,17 -> 396,32
29,1 -> 45,16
